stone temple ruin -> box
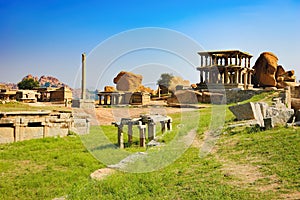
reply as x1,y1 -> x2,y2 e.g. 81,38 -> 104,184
113,114 -> 172,148
197,50 -> 254,90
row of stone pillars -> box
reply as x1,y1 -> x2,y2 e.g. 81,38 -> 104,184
98,94 -> 122,105
199,55 -> 251,68
115,117 -> 172,148
199,68 -> 252,86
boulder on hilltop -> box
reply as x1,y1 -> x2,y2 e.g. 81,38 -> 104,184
252,52 -> 297,88
113,71 -> 142,91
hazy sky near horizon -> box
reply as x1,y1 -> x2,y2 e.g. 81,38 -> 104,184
0,0 -> 299,89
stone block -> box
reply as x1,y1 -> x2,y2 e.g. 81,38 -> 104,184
229,102 -> 264,126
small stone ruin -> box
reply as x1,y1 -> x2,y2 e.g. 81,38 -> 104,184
112,114 -> 172,148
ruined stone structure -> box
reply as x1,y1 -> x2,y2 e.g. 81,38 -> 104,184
0,111 -> 73,143
113,114 -> 172,148
16,90 -> 39,103
197,50 -> 254,90
0,84 -> 16,101
38,86 -> 72,105
98,91 -> 150,106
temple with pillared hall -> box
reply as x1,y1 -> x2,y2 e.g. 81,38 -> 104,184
197,50 -> 254,90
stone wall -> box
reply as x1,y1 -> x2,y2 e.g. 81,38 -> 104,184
0,111 -> 73,144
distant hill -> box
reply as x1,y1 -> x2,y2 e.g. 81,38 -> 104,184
21,74 -> 69,88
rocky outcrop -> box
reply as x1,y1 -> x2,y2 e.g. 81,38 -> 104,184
21,74 -> 67,88
252,52 -> 278,87
169,76 -> 190,92
252,52 -> 297,88
22,74 -> 39,82
113,71 -> 142,91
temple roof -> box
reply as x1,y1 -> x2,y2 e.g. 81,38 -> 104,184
198,50 -> 252,58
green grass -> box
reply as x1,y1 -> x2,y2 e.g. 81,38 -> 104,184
0,101 -> 71,112
0,136 -> 102,199
1,92 -> 299,199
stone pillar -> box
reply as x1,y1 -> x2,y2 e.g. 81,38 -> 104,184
81,53 -> 86,100
236,55 -> 239,65
234,70 -> 239,84
167,119 -> 172,131
117,124 -> 124,148
138,124 -> 146,147
214,56 -> 217,66
128,122 -> 133,146
248,58 -> 251,68
244,72 -> 248,88
200,70 -> 204,83
229,56 -> 232,65
239,70 -> 243,84
104,95 -> 108,105
248,72 -> 252,85
160,121 -> 166,133
148,121 -> 156,140
205,71 -> 209,83
200,56 -> 203,67
224,68 -> 228,84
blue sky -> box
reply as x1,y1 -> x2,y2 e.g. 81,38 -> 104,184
0,0 -> 299,89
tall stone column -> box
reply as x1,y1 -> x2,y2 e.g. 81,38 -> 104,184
244,72 -> 248,89
81,53 -> 86,100
200,56 -> 203,67
248,58 -> 251,68
234,70 -> 239,84
117,124 -> 124,148
205,71 -> 209,83
224,68 -> 228,84
128,122 -> 133,146
200,70 -> 204,83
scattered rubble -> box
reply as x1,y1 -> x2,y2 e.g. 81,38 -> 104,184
229,98 -> 294,128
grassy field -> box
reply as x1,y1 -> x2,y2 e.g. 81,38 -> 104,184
1,92 -> 299,199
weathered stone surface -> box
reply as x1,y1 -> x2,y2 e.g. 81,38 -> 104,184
113,71 -> 142,91
201,92 -> 224,104
265,107 -> 294,126
253,52 -> 278,87
104,86 -> 116,92
167,90 -> 201,104
229,102 -> 263,121
229,101 -> 293,127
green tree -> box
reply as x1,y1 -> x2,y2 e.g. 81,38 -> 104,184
17,78 -> 40,89
157,73 -> 173,88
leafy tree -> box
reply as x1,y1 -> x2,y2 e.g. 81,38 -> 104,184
17,78 -> 40,89
157,73 -> 174,88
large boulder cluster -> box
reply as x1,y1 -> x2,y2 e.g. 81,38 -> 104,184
252,52 -> 296,88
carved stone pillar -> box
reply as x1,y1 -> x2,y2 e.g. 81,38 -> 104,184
224,68 -> 228,84
117,124 -> 124,149
234,70 -> 239,84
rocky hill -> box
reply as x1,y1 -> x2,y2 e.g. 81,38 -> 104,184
21,74 -> 68,88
